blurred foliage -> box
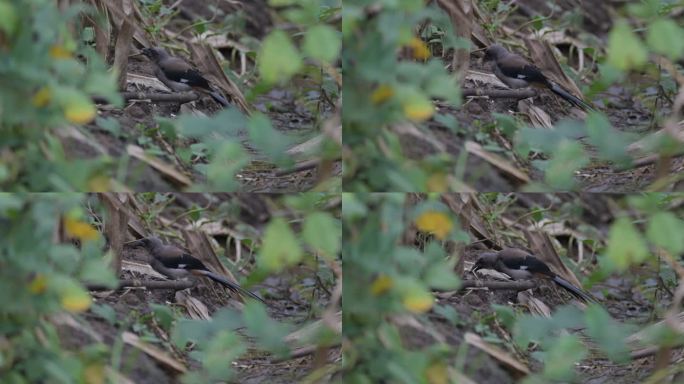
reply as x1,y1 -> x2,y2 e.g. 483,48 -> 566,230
0,0 -> 120,191
342,0 -> 684,191
0,194 -> 117,382
343,193 -> 463,382
0,192 -> 340,383
0,0 -> 341,191
510,1 -> 684,191
342,1 -> 463,191
344,193 -> 684,382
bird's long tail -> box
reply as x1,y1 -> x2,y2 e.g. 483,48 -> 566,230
547,82 -> 595,111
198,270 -> 266,304
209,91 -> 230,107
551,275 -> 597,303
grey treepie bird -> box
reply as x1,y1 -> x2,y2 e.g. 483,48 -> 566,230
483,44 -> 594,111
141,47 -> 230,107
126,237 -> 265,304
472,248 -> 597,303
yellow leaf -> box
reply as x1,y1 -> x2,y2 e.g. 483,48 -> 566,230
49,44 -> 73,59
83,363 -> 105,384
426,173 -> 448,192
64,216 -> 100,241
404,100 -> 435,123
402,288 -> 433,313
407,37 -> 430,60
32,87 -> 52,107
370,84 -> 394,104
87,175 -> 111,192
61,287 -> 92,313
64,98 -> 96,124
28,274 -> 47,294
425,361 -> 448,384
415,211 -> 453,240
371,274 -> 393,295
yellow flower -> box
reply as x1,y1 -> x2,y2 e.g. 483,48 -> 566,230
407,37 -> 430,60
371,274 -> 393,295
415,211 -> 453,240
64,216 -> 100,242
370,84 -> 394,104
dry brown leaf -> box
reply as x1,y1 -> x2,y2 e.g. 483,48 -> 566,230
465,141 -> 530,183
122,331 -> 187,373
465,332 -> 530,375
126,145 -> 192,187
176,291 -> 212,320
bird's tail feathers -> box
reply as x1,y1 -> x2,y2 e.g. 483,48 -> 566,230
548,82 -> 595,111
209,91 -> 230,107
551,275 -> 597,303
198,270 -> 266,304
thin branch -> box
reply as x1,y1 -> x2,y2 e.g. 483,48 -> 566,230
462,88 -> 537,99
459,279 -> 537,291
93,92 -> 201,104
86,279 -> 195,291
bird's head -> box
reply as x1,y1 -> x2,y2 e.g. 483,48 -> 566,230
141,47 -> 168,63
125,236 -> 163,250
472,252 -> 499,273
483,44 -> 507,62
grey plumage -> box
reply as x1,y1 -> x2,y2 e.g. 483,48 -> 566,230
127,237 -> 265,304
483,44 -> 594,111
141,47 -> 230,107
472,248 -> 597,303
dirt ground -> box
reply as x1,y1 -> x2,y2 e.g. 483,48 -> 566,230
389,193 -> 683,383
396,53 -> 681,192
62,0 -> 339,192
392,0 -> 682,192
56,244 -> 338,383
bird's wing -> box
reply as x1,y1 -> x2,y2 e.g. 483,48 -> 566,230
158,58 -> 211,89
497,55 -> 548,85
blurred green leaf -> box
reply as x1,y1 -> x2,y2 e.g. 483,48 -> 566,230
90,303 -> 117,325
647,212 -> 684,255
243,301 -> 291,356
544,141 -> 588,190
248,113 -> 293,166
302,211 -> 341,258
646,18 -> 684,60
259,217 -> 303,272
151,304 -> 175,332
303,24 -> 340,63
606,217 -> 650,271
584,305 -> 631,363
607,20 -> 648,71
258,30 -> 303,84
537,335 -> 586,381
585,112 -> 632,167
